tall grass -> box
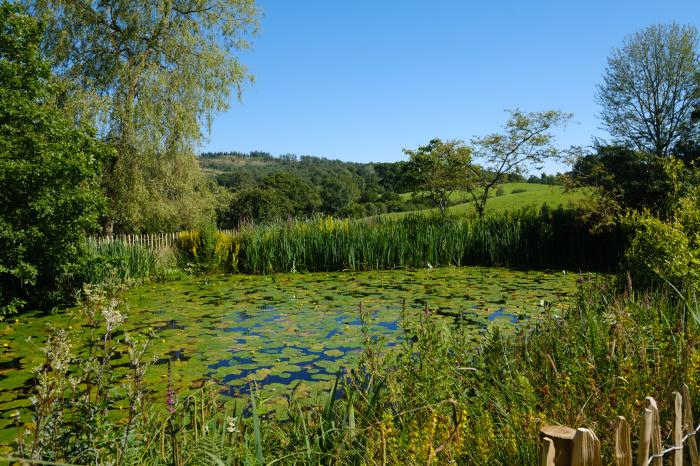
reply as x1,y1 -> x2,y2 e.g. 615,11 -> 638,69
86,206 -> 624,282
234,206 -> 624,273
84,239 -> 159,283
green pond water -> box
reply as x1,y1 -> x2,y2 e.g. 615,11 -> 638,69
0,266 -> 584,440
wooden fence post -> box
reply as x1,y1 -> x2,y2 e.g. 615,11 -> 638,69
539,425 -> 576,466
571,428 -> 601,466
645,397 -> 662,466
615,416 -> 632,466
683,383 -> 700,466
672,391 -> 682,466
540,436 -> 555,466
637,408 -> 653,466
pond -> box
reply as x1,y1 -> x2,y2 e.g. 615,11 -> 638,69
0,266 -> 584,440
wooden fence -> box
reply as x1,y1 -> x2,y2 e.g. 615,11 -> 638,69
88,230 -> 237,250
540,383 -> 700,466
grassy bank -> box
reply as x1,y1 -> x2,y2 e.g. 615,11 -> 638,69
11,276 -> 698,464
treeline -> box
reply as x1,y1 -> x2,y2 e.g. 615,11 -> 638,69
201,151 -> 543,226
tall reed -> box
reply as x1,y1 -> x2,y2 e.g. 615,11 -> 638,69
85,239 -> 158,283
232,206 -> 624,274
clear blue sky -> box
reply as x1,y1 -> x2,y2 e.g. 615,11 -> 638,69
202,0 -> 700,171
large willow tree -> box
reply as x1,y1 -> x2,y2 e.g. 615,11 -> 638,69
28,0 -> 259,233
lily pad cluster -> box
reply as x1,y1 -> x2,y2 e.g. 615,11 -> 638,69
0,266 -> 583,439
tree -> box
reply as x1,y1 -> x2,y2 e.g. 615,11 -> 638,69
0,3 -> 107,315
320,173 -> 361,215
28,0 -> 259,233
262,172 -> 321,216
219,187 -> 287,228
468,110 -> 571,217
403,138 -> 474,216
597,23 -> 700,157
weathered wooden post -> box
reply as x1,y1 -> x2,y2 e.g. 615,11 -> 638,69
637,407 -> 653,466
682,383 -> 700,466
540,425 -> 576,466
672,391 -> 682,466
615,416 -> 632,466
571,428 -> 601,466
645,397 -> 662,466
540,436 -> 555,466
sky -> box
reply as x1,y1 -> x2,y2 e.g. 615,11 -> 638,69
201,0 -> 700,172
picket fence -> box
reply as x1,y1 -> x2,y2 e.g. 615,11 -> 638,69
540,383 -> 700,466
89,230 -> 237,250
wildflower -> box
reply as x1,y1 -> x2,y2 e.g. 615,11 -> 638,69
166,387 -> 176,413
226,416 -> 239,433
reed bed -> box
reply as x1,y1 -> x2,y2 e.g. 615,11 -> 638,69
85,206 -> 624,285
85,239 -> 158,283
233,206 -> 623,273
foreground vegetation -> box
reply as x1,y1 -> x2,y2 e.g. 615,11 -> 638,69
8,276 -> 699,464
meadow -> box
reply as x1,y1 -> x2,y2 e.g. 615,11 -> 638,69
392,182 -> 591,218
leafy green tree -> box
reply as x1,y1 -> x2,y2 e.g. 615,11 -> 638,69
403,138 -> 474,216
598,23 -> 700,157
261,172 -> 321,216
572,145 -> 686,216
468,110 -> 571,217
320,173 -> 361,215
29,0 -> 259,233
0,3 -> 107,315
219,187 -> 287,228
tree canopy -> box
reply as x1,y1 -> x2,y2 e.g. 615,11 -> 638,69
28,0 -> 260,233
0,3 -> 107,315
403,138 -> 474,216
468,110 -> 572,216
597,23 -> 700,157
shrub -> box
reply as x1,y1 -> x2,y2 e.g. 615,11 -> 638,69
176,226 -> 240,272
511,188 -> 527,194
495,186 -> 506,196
623,212 -> 699,290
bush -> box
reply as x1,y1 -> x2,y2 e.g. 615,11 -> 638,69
511,188 -> 527,194
623,212 -> 699,290
176,226 -> 240,272
495,186 -> 506,196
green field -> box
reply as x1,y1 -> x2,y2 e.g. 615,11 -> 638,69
391,182 -> 591,218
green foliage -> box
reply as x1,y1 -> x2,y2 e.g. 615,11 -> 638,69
468,109 -> 572,216
598,23 -> 700,157
30,0 -> 260,233
176,227 -> 240,273
204,152 -> 415,219
0,3 -> 106,316
623,187 -> 700,290
225,207 -> 622,273
572,145 -> 688,217
219,186 -> 288,228
12,276 -> 699,464
403,138 -> 474,215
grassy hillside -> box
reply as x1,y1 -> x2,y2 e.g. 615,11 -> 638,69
388,182 -> 590,218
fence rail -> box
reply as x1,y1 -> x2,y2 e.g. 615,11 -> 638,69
540,383 -> 700,466
88,230 -> 237,250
